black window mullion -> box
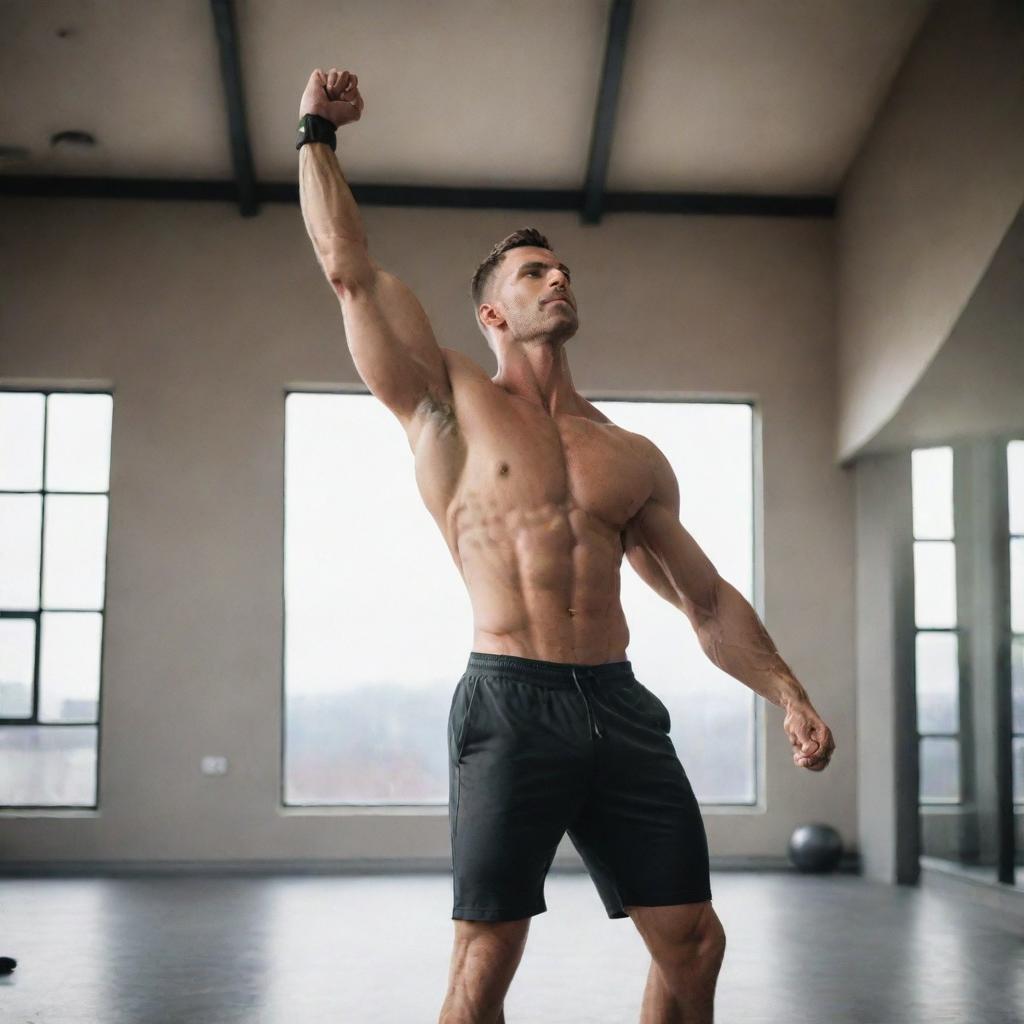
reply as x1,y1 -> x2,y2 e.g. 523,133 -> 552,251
992,440 -> 1015,881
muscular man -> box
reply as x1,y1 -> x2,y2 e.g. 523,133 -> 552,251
297,68 -> 835,1024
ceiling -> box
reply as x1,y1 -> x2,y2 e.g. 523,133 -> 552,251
0,0 -> 934,200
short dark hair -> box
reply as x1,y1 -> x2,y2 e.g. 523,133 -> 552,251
470,227 -> 553,316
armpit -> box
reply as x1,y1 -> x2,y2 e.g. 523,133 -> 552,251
419,390 -> 459,438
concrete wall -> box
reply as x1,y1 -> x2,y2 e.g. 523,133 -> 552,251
865,205 -> 1024,454
854,452 -> 918,884
836,0 -> 1024,462
0,196 -> 854,865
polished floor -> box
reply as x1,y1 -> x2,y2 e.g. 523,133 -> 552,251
0,870 -> 1020,1023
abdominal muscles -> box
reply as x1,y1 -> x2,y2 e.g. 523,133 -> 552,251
454,496 -> 631,663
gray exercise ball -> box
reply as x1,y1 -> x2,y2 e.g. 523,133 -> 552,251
788,823 -> 843,873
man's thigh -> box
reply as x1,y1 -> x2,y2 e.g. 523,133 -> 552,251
567,680 -> 712,919
449,673 -> 591,922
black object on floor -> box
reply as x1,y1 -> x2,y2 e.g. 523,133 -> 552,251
788,822 -> 844,872
0,957 -> 17,974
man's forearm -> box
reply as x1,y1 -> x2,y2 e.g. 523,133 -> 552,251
694,577 -> 810,710
298,142 -> 372,290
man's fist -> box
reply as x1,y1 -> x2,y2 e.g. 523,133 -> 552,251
299,68 -> 364,127
783,701 -> 835,772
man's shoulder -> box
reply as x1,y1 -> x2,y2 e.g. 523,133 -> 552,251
606,420 -> 668,470
440,346 -> 494,383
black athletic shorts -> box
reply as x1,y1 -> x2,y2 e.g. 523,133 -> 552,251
447,651 -> 711,922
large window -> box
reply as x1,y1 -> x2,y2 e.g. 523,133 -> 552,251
283,393 -> 756,806
0,391 -> 112,808
911,446 -> 960,804
1009,440 -> 1023,805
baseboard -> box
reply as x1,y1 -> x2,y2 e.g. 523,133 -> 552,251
0,853 -> 861,877
920,856 -> 1024,926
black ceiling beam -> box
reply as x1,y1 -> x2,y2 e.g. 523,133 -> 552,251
0,176 -> 836,218
582,0 -> 633,226
209,0 -> 257,217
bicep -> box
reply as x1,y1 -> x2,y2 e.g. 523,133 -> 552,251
335,264 -> 452,426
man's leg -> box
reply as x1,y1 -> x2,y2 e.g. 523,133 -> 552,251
627,901 -> 726,1024
437,917 -> 531,1024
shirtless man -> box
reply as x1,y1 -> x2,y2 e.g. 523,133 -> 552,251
297,68 -> 835,1024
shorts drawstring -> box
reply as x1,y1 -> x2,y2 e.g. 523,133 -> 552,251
571,667 -> 604,739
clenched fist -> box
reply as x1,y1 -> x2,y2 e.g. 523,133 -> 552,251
299,68 -> 364,127
783,700 -> 835,772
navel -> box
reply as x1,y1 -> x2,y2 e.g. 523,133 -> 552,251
498,461 -> 510,476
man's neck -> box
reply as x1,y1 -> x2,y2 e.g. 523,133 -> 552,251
491,338 -> 584,417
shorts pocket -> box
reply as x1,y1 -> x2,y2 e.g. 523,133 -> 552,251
644,684 -> 672,733
449,676 -> 482,763
620,681 -> 671,733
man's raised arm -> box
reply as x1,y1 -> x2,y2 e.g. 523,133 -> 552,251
297,68 -> 453,432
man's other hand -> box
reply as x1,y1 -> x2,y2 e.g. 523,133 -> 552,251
299,68 -> 364,127
783,700 -> 835,772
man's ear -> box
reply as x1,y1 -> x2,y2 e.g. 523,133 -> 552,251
478,302 -> 505,330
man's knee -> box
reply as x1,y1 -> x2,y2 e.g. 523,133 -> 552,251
697,910 -> 726,968
450,916 -> 532,976
441,919 -> 531,1023
453,916 -> 531,953
629,901 -> 726,975
670,909 -> 725,977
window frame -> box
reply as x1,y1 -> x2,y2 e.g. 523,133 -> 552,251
280,387 -> 764,811
0,386 -> 113,810
909,434 -> 1019,886
911,446 -> 962,806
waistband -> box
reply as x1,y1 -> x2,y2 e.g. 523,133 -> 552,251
465,651 -> 635,689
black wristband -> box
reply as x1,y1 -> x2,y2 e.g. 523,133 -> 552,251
296,113 -> 337,152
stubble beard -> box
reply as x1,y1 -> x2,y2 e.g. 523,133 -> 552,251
528,304 -> 578,348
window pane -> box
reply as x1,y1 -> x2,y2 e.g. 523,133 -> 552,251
0,618 -> 35,718
1015,737 -> 1024,805
1011,538 -> 1023,635
44,394 -> 113,493
0,392 -> 44,491
596,401 -> 755,803
41,495 -> 108,610
286,686 -> 451,804
0,725 -> 97,806
283,396 -> 756,806
284,394 -> 471,805
1008,440 -> 1024,536
1013,637 -> 1024,735
0,494 -> 42,610
913,541 -> 957,628
916,631 -> 959,734
39,612 -> 102,723
920,736 -> 959,802
911,447 -> 954,540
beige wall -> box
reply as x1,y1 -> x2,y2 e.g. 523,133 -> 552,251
865,205 -> 1024,454
0,196 -> 853,864
836,0 -> 1024,462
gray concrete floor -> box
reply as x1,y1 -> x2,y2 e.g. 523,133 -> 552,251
0,871 -> 1020,1023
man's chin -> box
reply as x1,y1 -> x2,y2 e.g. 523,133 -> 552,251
552,320 -> 579,345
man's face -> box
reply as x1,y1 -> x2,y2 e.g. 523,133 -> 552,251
489,246 -> 578,343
